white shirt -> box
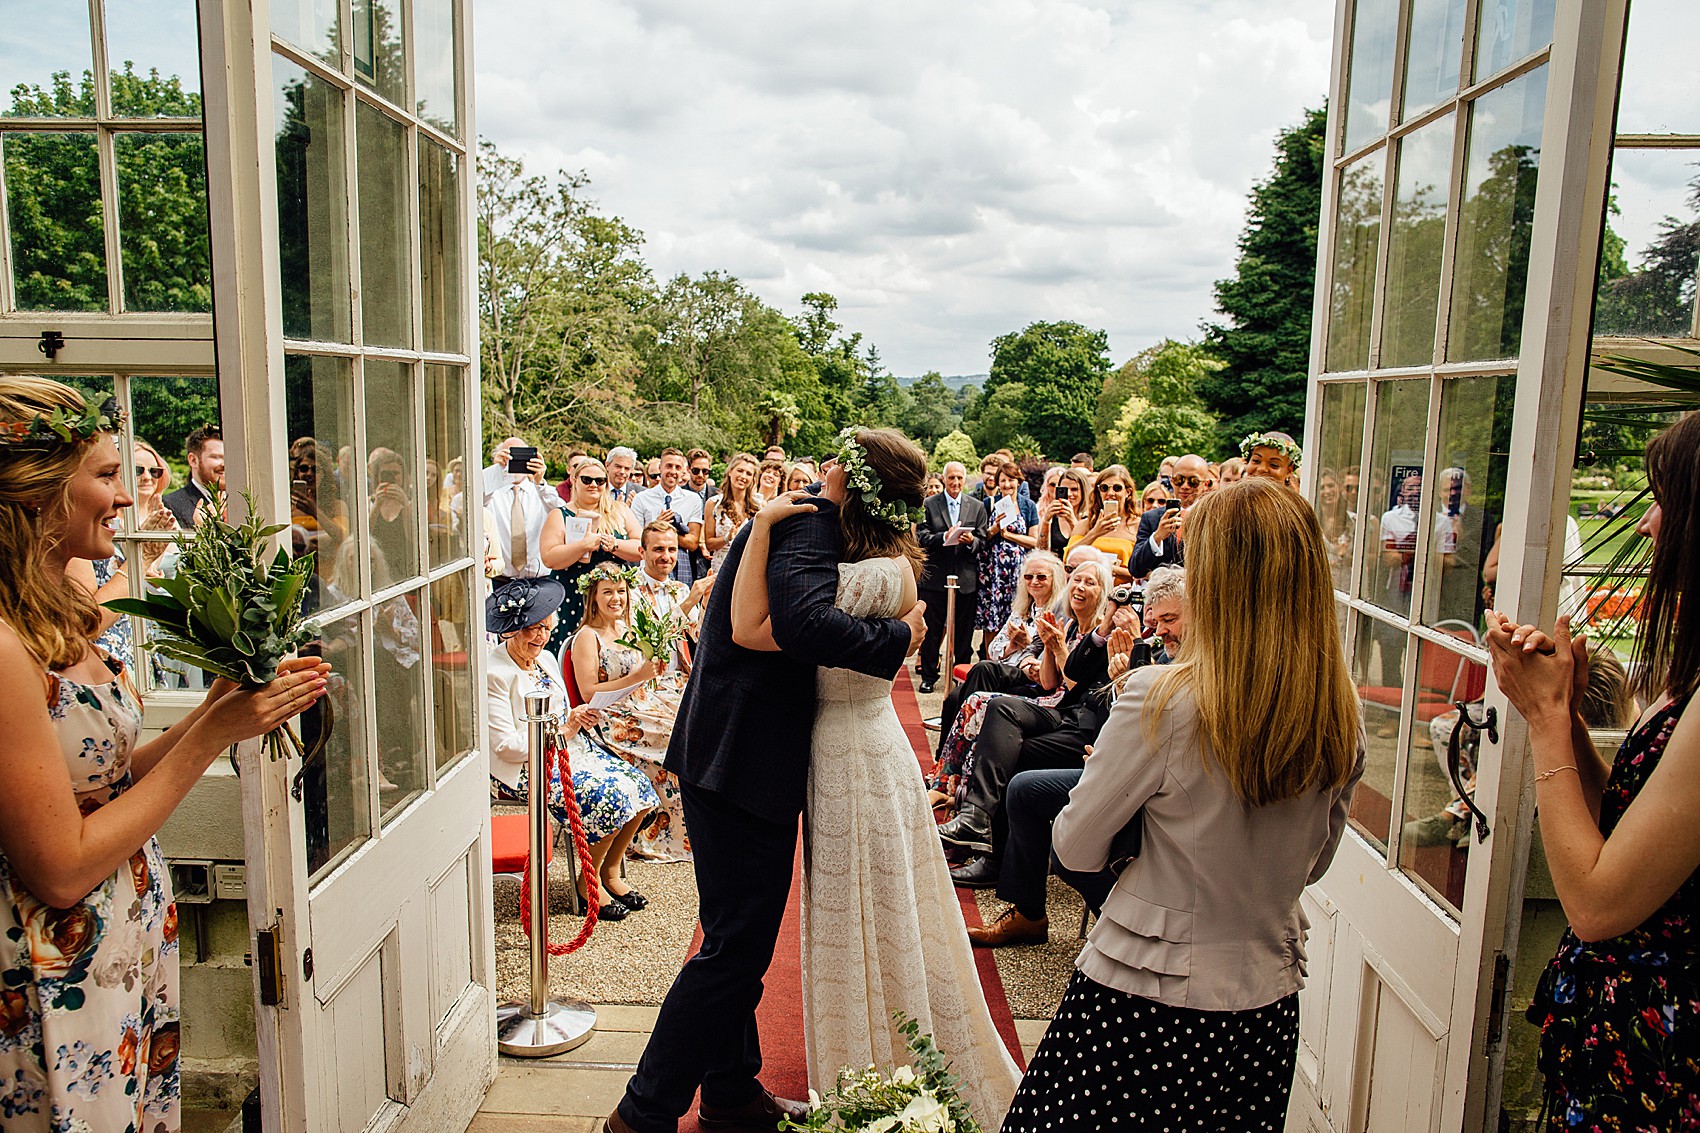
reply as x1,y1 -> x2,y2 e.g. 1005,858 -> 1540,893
633,570 -> 697,672
631,483 -> 705,531
480,462 -> 556,508
484,477 -> 555,577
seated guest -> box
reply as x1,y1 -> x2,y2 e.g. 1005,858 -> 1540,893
486,577 -> 659,920
1001,480 -> 1362,1133
1064,464 -> 1141,580
570,563 -> 692,863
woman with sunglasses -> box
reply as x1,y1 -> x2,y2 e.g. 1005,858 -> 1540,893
1065,465 -> 1141,581
548,458 -> 642,653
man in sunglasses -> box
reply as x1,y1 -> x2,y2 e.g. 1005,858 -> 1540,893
1128,453 -> 1208,578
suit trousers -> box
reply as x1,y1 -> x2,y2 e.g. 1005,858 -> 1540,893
997,768 -> 1116,922
918,586 -> 978,682
966,696 -> 1093,854
619,782 -> 796,1133
933,660 -> 1043,763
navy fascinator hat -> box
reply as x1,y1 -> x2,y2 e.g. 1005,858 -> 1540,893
485,577 -> 566,637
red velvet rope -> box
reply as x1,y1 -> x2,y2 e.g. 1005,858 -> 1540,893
518,739 -> 599,954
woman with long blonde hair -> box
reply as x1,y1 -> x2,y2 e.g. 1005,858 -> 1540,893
1004,478 -> 1363,1133
704,452 -> 760,571
548,457 -> 641,653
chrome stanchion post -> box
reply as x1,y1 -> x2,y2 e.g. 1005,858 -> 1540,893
496,691 -> 596,1057
942,574 -> 959,696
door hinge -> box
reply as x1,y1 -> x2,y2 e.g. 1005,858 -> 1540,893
1485,950 -> 1511,1052
255,918 -> 287,1008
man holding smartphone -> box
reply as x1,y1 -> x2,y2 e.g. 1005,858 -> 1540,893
1128,453 -> 1209,577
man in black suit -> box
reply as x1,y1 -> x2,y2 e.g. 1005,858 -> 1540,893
608,485 -> 925,1133
162,424 -> 224,528
1127,452 -> 1209,577
914,461 -> 987,693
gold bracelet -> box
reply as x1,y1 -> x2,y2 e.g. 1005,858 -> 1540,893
1535,764 -> 1579,783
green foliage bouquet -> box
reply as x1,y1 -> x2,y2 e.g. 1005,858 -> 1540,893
781,1014 -> 982,1133
106,489 -> 317,761
617,598 -> 685,670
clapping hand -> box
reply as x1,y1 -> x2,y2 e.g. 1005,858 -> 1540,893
1035,611 -> 1066,652
1485,611 -> 1575,727
1006,621 -> 1032,651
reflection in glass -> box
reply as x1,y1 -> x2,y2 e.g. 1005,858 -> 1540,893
105,0 -> 202,113
285,354 -> 356,604
1475,0 -> 1556,81
1313,383 -> 1368,597
356,102 -> 413,347
1326,155 -> 1382,372
431,569 -> 475,775
0,3 -> 93,117
1402,0 -> 1467,119
1380,115 -> 1453,368
419,140 -> 464,352
272,0 -> 341,66
414,0 -> 459,135
1423,373 -> 1515,634
1448,66 -> 1547,361
1342,0 -> 1400,153
1616,3 -> 1699,135
426,365 -> 469,569
1594,148 -> 1700,339
304,613 -> 373,881
1360,379 -> 1431,630
364,360 -> 421,582
115,133 -> 211,312
1395,638 -> 1487,915
353,0 -> 406,106
3,132 -> 107,310
1350,613 -> 1401,852
274,57 -> 351,342
375,584 -> 427,822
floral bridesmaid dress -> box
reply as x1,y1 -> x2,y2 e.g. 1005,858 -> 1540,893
0,656 -> 181,1132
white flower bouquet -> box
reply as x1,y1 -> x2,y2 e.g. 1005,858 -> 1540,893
782,1014 -> 982,1133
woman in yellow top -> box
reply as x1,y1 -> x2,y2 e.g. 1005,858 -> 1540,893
1064,465 -> 1141,580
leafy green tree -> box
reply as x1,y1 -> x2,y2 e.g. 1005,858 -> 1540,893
1201,106 -> 1326,445
966,382 -> 1029,452
897,372 -> 960,446
1101,340 -> 1223,480
1595,172 -> 1700,338
930,430 -> 979,472
981,321 -> 1107,458
1450,144 -> 1540,360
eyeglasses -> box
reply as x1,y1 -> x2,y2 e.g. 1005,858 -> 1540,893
690,466 -> 710,475
134,464 -> 165,479
579,475 -> 607,486
1099,483 -> 1127,494
1171,475 -> 1203,487
1021,573 -> 1048,581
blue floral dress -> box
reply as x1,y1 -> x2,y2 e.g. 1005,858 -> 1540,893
1,656 -> 180,1132
1528,694 -> 1700,1131
975,504 -> 1029,635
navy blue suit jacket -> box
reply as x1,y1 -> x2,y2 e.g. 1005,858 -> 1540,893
664,500 -> 911,823
1128,504 -> 1183,578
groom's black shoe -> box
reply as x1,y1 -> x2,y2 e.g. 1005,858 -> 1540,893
917,677 -> 937,694
699,1086 -> 810,1132
949,855 -> 999,889
936,804 -> 993,854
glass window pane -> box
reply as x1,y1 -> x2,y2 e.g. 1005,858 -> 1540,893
274,56 -> 352,342
272,0 -> 341,68
413,0 -> 458,135
425,364 -> 468,569
3,131 -> 107,310
1351,613 -> 1404,852
1342,0 -> 1400,154
128,374 -> 220,510
1360,379 -> 1431,618
355,101 -> 412,348
1475,0 -> 1556,82
376,586 -> 427,820
1313,383 -> 1368,596
105,0 -> 202,116
364,359 -> 421,582
115,132 -> 211,312
305,612 -> 373,881
1326,154 -> 1383,372
1421,373 -> 1515,634
0,3 -> 94,118
430,569 -> 474,775
418,139 -> 463,352
1380,114 -> 1454,368
1396,639 -> 1487,915
1616,2 -> 1700,135
352,0 -> 405,106
285,354 -> 356,604
1448,66 -> 1547,362
1594,148 -> 1700,339
1402,0 -> 1467,120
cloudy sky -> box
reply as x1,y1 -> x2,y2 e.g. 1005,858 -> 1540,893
473,0 -> 1337,376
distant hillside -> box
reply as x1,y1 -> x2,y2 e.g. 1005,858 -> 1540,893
895,373 -> 986,391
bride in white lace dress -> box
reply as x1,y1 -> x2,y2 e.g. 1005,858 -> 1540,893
731,429 -> 1021,1131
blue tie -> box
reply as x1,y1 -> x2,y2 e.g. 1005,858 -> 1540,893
663,493 -> 672,511
948,497 -> 959,526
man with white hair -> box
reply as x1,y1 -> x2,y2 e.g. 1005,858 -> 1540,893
606,446 -> 640,503
915,461 -> 988,693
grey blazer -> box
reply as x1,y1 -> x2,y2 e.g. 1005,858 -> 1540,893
1054,668 -> 1364,1012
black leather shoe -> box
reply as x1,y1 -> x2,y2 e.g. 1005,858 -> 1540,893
699,1086 -> 810,1132
917,678 -> 937,694
949,855 -> 999,889
610,888 -> 648,911
937,804 -> 993,853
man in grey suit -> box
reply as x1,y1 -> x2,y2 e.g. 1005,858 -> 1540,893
914,461 -> 988,693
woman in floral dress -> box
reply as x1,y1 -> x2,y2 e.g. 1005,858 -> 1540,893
0,376 -> 326,1132
1488,412 -> 1700,1131
549,459 -> 641,655
974,460 -> 1037,658
569,565 -> 692,863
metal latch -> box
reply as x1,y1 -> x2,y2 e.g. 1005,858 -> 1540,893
255,918 -> 287,1007
37,330 -> 65,360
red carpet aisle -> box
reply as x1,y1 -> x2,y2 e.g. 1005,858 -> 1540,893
674,670 -> 1022,1132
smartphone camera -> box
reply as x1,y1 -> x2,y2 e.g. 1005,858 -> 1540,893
507,446 -> 539,475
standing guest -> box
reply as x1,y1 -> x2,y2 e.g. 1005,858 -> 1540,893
605,446 -> 641,504
705,453 -> 759,572
479,436 -> 552,508
685,448 -> 716,502
486,577 -> 658,919
1241,430 -> 1303,486
1071,452 -> 1095,474
73,438 -> 183,669
973,454 -> 1003,500
1220,456 -> 1246,484
1157,455 -> 1178,490
162,423 -> 223,528
914,461 -> 988,693
756,457 -> 785,503
0,376 -> 329,1133
643,457 -> 662,488
762,444 -> 786,463
483,451 -> 577,587
976,459 -> 1039,659
289,437 -> 347,555
1064,464 -> 1142,579
1129,453 -> 1210,578
922,472 -> 944,500
1316,466 -> 1352,591
548,458 -> 641,654
366,447 -> 417,581
1002,480 -> 1363,1132
1039,467 -> 1090,558
1488,412 -> 1700,1131
784,463 -> 814,494
631,449 -> 703,585
1138,480 -> 1166,515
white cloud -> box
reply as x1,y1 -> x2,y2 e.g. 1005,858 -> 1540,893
474,0 -> 1335,374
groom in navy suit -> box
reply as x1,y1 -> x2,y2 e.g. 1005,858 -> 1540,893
608,482 -> 925,1133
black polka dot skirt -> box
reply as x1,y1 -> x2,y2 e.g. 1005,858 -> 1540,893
1001,970 -> 1300,1132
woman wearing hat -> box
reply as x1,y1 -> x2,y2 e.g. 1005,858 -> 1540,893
486,577 -> 659,920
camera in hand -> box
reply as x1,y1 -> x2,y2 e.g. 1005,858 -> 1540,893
1108,583 -> 1141,609
507,446 -> 539,474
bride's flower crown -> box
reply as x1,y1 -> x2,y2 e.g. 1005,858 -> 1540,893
835,427 -> 921,531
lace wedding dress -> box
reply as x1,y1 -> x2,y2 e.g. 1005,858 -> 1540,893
802,555 -> 1022,1130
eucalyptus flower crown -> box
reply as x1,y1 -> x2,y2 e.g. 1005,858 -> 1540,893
834,426 -> 922,530
1238,430 -> 1304,468
0,397 -> 127,452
